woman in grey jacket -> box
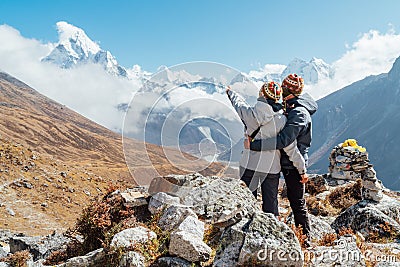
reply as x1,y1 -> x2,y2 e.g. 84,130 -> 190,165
226,82 -> 307,215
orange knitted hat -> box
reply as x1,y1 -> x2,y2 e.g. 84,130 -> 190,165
281,73 -> 304,96
261,81 -> 282,101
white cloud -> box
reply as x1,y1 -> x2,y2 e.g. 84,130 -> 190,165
307,28 -> 400,99
0,24 -> 140,131
334,29 -> 400,84
2,22 -> 400,135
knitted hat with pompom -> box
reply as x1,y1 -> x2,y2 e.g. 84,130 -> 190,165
260,81 -> 282,101
281,73 -> 304,97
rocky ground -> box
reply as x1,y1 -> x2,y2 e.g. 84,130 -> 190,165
1,171 -> 399,267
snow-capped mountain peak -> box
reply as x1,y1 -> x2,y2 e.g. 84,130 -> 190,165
56,21 -> 100,57
42,21 -> 128,77
281,57 -> 333,84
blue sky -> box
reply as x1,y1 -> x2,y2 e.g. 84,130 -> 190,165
0,0 -> 399,72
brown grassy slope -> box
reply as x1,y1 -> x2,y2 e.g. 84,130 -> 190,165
0,72 -> 226,235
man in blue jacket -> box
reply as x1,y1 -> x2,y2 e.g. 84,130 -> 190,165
245,73 -> 318,240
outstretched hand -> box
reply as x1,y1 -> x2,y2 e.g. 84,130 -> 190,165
300,173 -> 309,184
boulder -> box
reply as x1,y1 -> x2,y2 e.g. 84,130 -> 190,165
287,213 -> 335,242
148,175 -> 190,196
306,235 -> 366,267
156,256 -> 192,267
148,192 -> 180,215
215,211 -> 303,267
169,215 -> 211,262
332,195 -> 400,239
119,188 -> 149,208
213,218 -> 249,267
27,250 -> 105,267
148,173 -> 259,227
180,176 -> 258,226
308,215 -> 336,241
110,226 -> 156,249
158,205 -> 197,231
119,251 -> 145,267
239,212 -> 303,266
9,232 -> 70,261
362,188 -> 384,202
62,248 -> 105,267
362,179 -> 383,191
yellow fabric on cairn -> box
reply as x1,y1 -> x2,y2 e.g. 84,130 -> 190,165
341,139 -> 366,153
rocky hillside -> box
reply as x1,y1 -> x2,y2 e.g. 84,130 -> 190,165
0,72 -> 226,235
309,56 -> 400,190
1,167 -> 399,267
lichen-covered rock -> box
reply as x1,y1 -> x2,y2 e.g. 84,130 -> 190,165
148,192 -> 180,215
362,187 -> 384,202
214,211 -> 303,267
41,249 -> 105,267
309,214 -> 336,241
119,251 -> 145,267
332,195 -> 400,239
238,212 -> 303,266
62,248 -> 105,267
169,215 -> 211,262
362,178 -> 383,190
213,218 -> 249,267
148,174 -> 199,197
287,213 -> 335,242
148,173 -> 259,227
157,256 -> 192,267
110,226 -> 156,249
306,235 -> 366,267
9,232 -> 70,261
180,175 -> 258,226
158,205 -> 197,231
119,188 -> 149,208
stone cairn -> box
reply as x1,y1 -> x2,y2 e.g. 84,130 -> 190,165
329,139 -> 384,202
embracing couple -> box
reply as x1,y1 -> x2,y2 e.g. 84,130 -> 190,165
226,73 -> 318,241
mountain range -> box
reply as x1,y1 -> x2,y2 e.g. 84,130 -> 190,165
5,20 -> 400,192
42,22 -> 334,86
39,22 -> 335,160
309,57 -> 400,190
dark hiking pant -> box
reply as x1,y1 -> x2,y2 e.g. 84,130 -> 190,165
283,168 -> 311,236
240,167 -> 280,216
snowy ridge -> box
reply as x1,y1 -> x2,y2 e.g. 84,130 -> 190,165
281,57 -> 334,84
56,21 -> 100,56
42,21 -> 128,77
41,22 -> 334,90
